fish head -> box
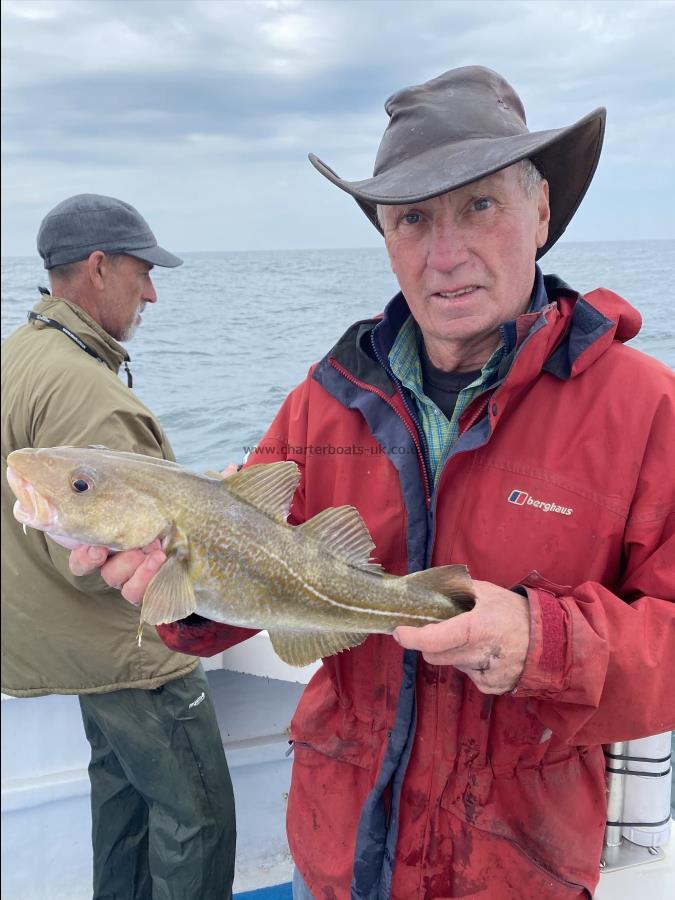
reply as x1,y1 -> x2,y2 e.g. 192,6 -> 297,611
6,446 -> 175,550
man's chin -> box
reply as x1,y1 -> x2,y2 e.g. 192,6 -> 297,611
118,321 -> 140,343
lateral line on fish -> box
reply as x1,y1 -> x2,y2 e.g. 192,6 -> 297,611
255,544 -> 441,623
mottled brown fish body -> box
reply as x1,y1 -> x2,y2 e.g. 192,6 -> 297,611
6,447 -> 475,665
190,507 -> 463,632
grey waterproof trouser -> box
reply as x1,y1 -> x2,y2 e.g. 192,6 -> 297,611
79,665 -> 235,900
292,868 -> 314,899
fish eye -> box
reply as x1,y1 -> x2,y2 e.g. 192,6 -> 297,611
69,466 -> 97,494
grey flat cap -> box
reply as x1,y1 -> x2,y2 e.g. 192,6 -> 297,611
37,194 -> 183,269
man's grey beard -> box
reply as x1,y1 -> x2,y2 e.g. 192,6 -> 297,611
118,302 -> 146,342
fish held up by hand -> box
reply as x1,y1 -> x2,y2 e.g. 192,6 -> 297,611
6,446 -> 476,666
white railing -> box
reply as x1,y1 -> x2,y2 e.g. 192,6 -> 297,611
601,732 -> 672,872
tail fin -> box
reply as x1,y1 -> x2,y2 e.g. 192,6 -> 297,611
402,564 -> 475,611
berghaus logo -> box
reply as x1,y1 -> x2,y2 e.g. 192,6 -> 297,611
507,490 -> 573,516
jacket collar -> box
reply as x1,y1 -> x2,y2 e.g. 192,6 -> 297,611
30,295 -> 130,374
323,269 -> 638,396
541,280 -> 640,380
327,267 -> 641,395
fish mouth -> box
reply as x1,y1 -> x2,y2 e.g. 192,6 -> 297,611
6,466 -> 58,532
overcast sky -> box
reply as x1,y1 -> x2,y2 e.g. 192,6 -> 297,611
2,0 -> 674,256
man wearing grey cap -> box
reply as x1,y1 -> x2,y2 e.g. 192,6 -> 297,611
72,68 -> 674,899
1,194 -> 236,899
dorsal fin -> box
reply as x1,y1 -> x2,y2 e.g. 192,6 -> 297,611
224,461 -> 300,522
299,506 -> 384,574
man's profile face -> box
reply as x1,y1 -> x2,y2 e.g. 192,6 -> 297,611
381,165 -> 550,367
100,255 -> 157,342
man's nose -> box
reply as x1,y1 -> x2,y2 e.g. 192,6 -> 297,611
144,278 -> 158,304
426,220 -> 469,272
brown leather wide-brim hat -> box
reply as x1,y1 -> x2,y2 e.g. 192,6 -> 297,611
309,66 -> 605,258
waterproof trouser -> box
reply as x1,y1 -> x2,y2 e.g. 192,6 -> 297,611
79,665 -> 236,900
292,867 -> 314,899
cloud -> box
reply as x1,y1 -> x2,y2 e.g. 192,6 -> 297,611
2,0 -> 674,254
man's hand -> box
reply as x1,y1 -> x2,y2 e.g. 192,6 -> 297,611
69,540 -> 167,606
393,580 -> 530,694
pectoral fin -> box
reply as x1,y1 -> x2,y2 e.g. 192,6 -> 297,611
267,629 -> 368,667
140,554 -> 197,626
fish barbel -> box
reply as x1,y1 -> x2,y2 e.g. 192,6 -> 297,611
6,446 -> 475,666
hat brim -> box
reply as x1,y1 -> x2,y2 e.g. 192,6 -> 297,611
309,108 -> 605,258
126,245 -> 183,268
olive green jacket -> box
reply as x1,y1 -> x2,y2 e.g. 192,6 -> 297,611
1,295 -> 198,696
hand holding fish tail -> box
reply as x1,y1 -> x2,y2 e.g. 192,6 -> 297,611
393,580 -> 530,695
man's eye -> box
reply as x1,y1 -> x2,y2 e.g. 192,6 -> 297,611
402,212 -> 421,225
472,197 -> 492,212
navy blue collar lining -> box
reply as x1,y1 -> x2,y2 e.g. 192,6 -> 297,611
499,265 -> 548,353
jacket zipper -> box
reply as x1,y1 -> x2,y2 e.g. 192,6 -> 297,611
368,331 -> 433,500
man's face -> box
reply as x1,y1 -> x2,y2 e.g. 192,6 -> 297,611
381,165 -> 550,369
100,255 -> 157,342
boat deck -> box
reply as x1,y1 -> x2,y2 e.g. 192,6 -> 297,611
2,659 -> 673,898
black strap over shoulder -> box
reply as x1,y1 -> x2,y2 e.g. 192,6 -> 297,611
27,311 -> 133,388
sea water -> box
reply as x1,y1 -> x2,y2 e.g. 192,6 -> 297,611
2,240 -> 673,469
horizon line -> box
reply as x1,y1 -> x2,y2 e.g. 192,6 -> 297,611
2,236 -> 674,262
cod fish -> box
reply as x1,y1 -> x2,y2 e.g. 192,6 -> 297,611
6,446 -> 475,666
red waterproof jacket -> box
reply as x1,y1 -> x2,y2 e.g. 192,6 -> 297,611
159,275 -> 675,899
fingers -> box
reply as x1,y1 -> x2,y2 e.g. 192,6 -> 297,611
392,585 -> 528,694
69,541 -> 167,607
118,550 -> 166,606
141,537 -> 163,553
69,545 -> 110,576
394,618 -> 471,655
220,464 -> 239,478
99,549 -> 149,590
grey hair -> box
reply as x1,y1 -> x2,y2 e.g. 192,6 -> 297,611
47,260 -> 82,284
48,252 -> 125,285
376,158 -> 543,229
517,158 -> 543,197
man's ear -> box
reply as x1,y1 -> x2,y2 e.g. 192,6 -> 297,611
85,251 -> 107,290
535,180 -> 550,250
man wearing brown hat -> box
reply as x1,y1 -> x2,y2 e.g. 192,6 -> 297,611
72,69 -> 674,899
1,194 -> 236,899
